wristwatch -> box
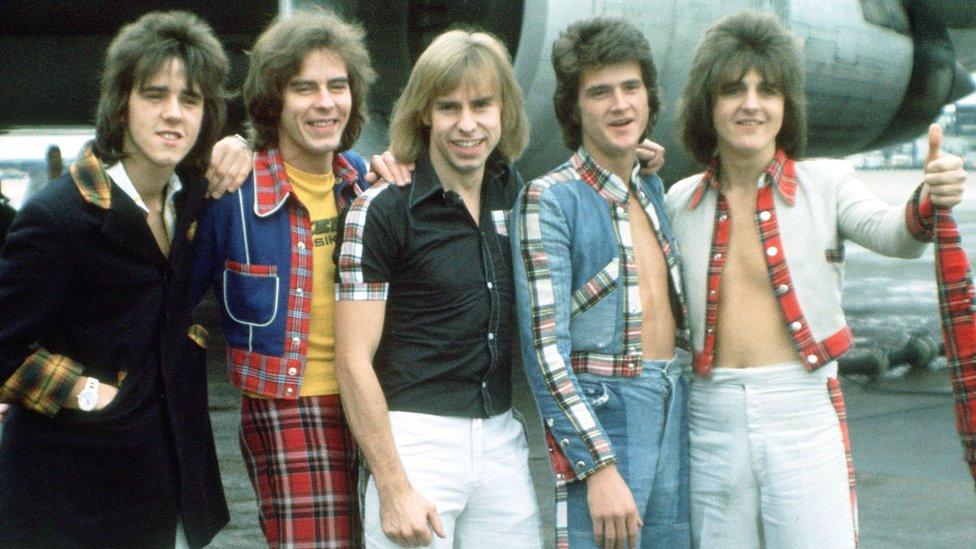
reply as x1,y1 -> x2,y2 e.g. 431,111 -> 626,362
77,377 -> 100,412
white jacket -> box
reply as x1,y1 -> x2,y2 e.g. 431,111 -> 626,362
666,156 -> 930,376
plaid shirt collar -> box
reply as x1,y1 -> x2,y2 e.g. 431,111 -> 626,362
253,148 -> 362,217
408,149 -> 509,209
570,147 -> 641,206
70,146 -> 115,209
687,148 -> 797,210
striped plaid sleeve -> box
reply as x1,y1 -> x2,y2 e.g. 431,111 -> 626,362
335,183 -> 393,301
905,183 -> 935,241
515,180 -> 615,479
0,349 -> 83,416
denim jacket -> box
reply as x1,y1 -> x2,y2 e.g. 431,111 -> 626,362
191,148 -> 367,399
511,148 -> 688,482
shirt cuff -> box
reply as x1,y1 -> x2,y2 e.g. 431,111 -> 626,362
335,281 -> 389,301
905,184 -> 935,242
0,350 -> 84,416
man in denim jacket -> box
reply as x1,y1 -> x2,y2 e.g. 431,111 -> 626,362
512,17 -> 691,549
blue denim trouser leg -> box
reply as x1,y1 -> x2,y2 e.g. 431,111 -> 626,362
566,358 -> 690,548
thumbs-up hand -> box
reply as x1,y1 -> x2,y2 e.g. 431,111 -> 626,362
923,123 -> 967,209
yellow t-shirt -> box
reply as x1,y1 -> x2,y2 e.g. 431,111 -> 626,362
285,163 -> 339,396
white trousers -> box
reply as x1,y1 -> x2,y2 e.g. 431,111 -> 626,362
363,410 -> 542,548
689,362 -> 856,549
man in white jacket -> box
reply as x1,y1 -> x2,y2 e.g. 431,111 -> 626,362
666,11 -> 967,549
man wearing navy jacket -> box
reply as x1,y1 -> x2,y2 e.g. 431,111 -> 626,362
0,11 -> 231,547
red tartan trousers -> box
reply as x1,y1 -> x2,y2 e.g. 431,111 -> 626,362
239,394 -> 360,548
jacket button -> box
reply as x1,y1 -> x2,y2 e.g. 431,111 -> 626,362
288,367 -> 298,376
759,210 -> 772,221
790,321 -> 802,332
806,355 -> 818,364
560,438 -> 569,448
576,461 -> 586,468
556,473 -> 564,480
546,418 -> 554,427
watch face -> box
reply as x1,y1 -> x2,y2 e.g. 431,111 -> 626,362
77,390 -> 98,412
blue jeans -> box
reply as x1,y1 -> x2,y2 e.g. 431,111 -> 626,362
566,358 -> 690,548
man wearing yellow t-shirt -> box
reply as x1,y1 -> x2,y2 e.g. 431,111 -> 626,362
190,9 -> 375,548
287,166 -> 340,397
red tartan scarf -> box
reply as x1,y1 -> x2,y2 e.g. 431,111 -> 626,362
935,206 -> 976,486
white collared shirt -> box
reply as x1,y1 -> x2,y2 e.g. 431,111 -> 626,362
106,162 -> 182,241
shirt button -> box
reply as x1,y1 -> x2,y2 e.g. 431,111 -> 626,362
776,284 -> 789,295
556,473 -> 564,480
790,321 -> 802,332
292,336 -> 301,345
560,438 -> 569,448
487,332 -> 495,341
627,363 -> 635,369
297,242 -> 306,250
713,253 -> 722,260
718,214 -> 728,222
287,367 -> 298,376
766,246 -> 778,257
807,355 -> 818,364
486,281 -> 493,289
709,289 -> 717,297
482,381 -> 488,389
296,288 -> 304,296
759,210 -> 772,222
285,387 -> 294,395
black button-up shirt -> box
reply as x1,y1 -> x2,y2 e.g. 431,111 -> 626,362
335,151 -> 521,417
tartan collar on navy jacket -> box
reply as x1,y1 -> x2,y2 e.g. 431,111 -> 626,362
687,148 -> 798,210
252,148 -> 362,216
70,146 -> 116,209
70,145 -> 193,211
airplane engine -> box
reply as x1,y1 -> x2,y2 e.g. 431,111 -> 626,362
0,0 -> 974,182
350,0 -> 976,180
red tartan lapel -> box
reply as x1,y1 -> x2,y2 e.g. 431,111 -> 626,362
934,207 -> 976,485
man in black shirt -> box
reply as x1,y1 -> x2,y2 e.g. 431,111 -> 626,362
334,30 -> 542,548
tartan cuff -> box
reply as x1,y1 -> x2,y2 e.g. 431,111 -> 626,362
574,452 -> 618,482
335,281 -> 389,301
0,350 -> 84,416
905,184 -> 935,242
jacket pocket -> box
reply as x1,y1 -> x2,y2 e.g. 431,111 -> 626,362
223,261 -> 280,327
570,258 -> 619,321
